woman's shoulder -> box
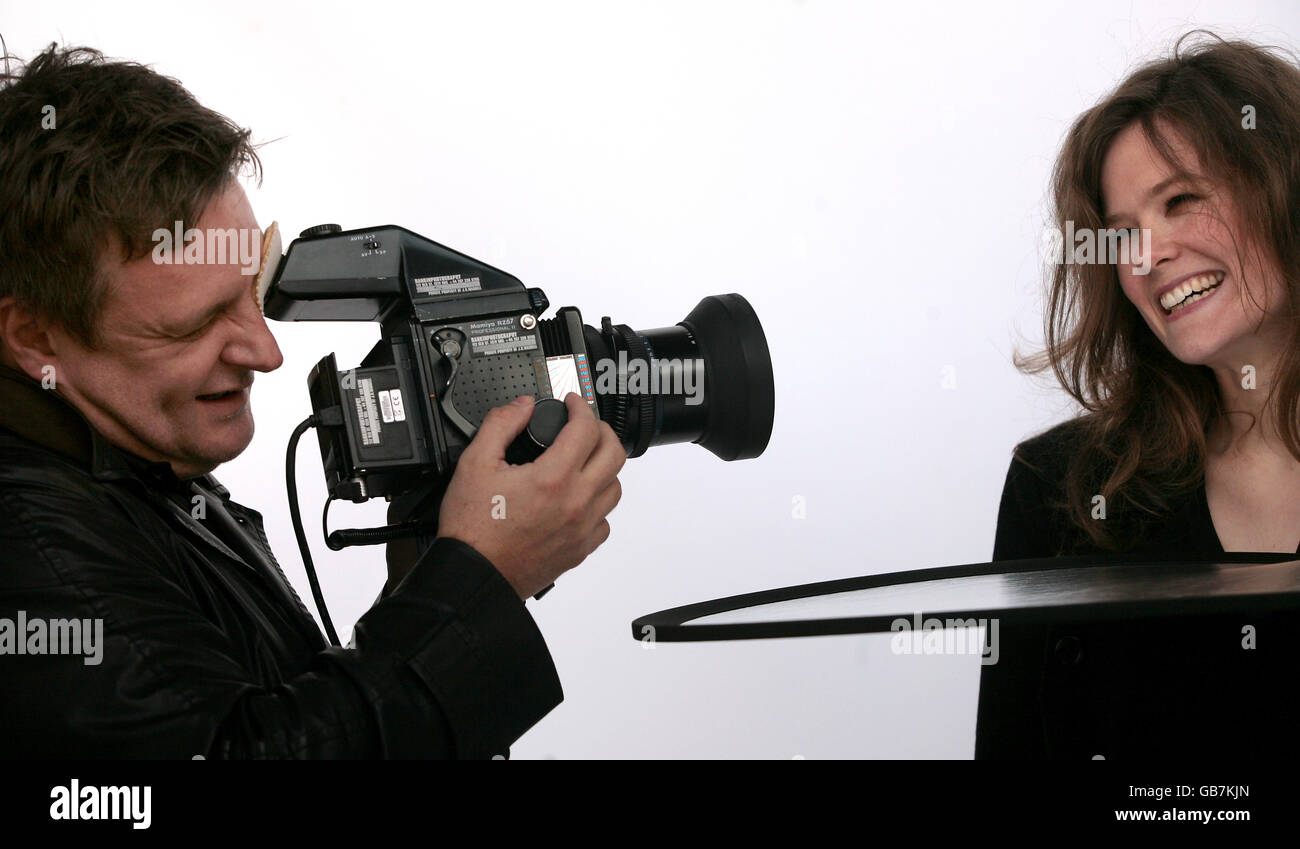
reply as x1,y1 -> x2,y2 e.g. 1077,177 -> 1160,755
994,416 -> 1098,560
1007,415 -> 1095,482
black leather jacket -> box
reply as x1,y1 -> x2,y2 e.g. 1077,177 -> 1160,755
0,366 -> 563,757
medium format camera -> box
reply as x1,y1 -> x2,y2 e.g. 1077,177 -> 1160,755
262,223 -> 775,516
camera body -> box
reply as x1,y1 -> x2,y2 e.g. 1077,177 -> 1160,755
263,223 -> 774,508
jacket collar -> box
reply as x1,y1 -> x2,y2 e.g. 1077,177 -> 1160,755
0,364 -> 225,496
0,365 -> 317,639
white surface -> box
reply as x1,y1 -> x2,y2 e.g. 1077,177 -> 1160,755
4,0 -> 1298,758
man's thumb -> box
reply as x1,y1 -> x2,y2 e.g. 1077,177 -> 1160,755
468,395 -> 535,458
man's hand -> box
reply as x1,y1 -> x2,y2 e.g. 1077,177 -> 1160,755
437,392 -> 625,599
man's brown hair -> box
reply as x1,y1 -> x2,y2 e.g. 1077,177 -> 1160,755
0,41 -> 262,349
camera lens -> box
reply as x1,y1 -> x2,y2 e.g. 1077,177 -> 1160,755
583,293 -> 774,461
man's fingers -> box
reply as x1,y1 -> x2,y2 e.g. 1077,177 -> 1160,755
463,395 -> 536,465
582,420 -> 626,484
579,519 -> 612,562
590,476 -> 622,521
536,392 -> 601,472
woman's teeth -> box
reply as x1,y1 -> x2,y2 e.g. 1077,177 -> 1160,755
1161,271 -> 1224,314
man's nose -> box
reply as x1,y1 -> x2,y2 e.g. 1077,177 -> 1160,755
253,320 -> 285,373
225,293 -> 284,373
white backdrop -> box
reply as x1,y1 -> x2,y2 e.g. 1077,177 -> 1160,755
4,0 -> 1297,758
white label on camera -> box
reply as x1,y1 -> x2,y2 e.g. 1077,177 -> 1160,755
355,378 -> 381,446
466,316 -> 538,357
389,388 -> 406,421
546,355 -> 581,401
378,390 -> 395,423
413,273 -> 482,297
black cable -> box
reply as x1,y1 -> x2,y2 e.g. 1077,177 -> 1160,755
322,496 -> 339,550
323,495 -> 435,550
286,416 -> 342,647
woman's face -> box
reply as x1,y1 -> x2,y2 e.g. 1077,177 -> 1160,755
1101,120 -> 1289,371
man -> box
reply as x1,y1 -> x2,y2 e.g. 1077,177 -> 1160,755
0,43 -> 624,757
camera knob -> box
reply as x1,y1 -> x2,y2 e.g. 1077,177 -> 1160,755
300,223 -> 342,238
505,397 -> 568,464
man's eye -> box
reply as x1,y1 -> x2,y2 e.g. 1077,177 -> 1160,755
176,320 -> 212,340
1167,193 -> 1197,210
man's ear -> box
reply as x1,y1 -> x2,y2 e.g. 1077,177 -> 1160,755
0,296 -> 61,380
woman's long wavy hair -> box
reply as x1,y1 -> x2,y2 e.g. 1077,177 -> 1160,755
1016,30 -> 1300,552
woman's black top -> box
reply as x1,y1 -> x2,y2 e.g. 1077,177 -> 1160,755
978,418 -> 1300,758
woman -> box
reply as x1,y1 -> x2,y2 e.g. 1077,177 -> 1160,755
979,31 -> 1300,758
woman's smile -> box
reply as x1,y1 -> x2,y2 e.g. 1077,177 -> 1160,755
1159,270 -> 1226,322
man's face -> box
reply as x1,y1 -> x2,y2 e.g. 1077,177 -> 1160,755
45,182 -> 283,478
